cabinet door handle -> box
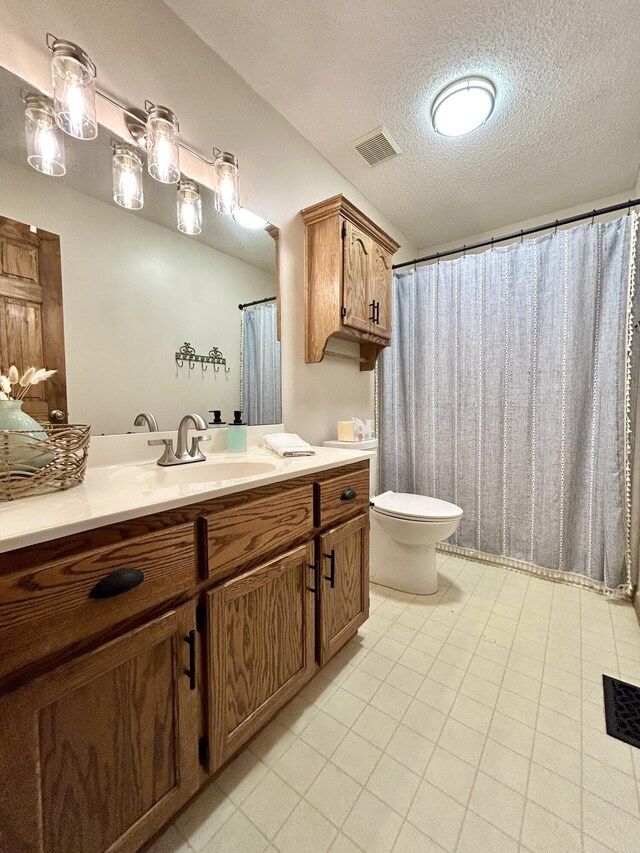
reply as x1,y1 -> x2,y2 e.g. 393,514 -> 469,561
89,568 -> 144,599
184,630 -> 197,690
324,549 -> 336,588
375,301 -> 380,324
341,488 -> 357,501
307,560 -> 319,598
369,300 -> 376,322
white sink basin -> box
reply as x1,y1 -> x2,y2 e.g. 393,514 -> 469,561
112,457 -> 279,488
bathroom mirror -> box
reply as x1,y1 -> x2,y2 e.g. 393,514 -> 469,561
0,65 -> 281,434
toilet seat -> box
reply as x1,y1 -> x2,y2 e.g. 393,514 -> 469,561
371,491 -> 463,522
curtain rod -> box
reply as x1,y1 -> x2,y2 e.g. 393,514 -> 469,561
238,296 -> 276,310
393,198 -> 640,270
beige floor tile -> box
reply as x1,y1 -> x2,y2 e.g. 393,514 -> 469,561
359,650 -> 395,680
328,832 -> 362,853
449,693 -> 494,734
273,800 -> 337,853
539,683 -> 581,722
428,659 -> 466,690
300,710 -> 348,758
149,825 -> 192,853
341,666 -> 382,702
437,643 -> 474,670
371,682 -> 413,720
386,723 -> 435,776
352,704 -> 398,749
366,753 -> 421,816
424,745 -> 476,805
392,820 -> 448,852
385,622 -> 418,646
248,720 -> 297,767
488,711 -> 534,758
535,706 -> 582,752
331,730 -> 382,785
402,696 -> 447,742
438,717 -> 486,766
322,687 -> 367,728
531,732 -> 581,785
240,771 -> 299,840
216,750 -> 269,805
459,671 -> 500,708
475,638 -> 510,665
501,668 -> 541,702
582,724 -> 634,775
373,636 -> 408,662
468,654 -> 506,685
495,688 -> 538,727
272,737 -> 327,795
342,789 -> 403,853
582,754 -> 640,816
175,783 -> 236,851
298,675 -> 339,710
527,763 -> 582,827
456,810 -> 519,853
468,771 -> 524,839
277,694 -> 320,734
202,810 -> 268,853
415,676 -> 458,714
582,790 -> 640,853
508,651 -> 543,680
398,646 -> 436,675
305,762 -> 362,827
521,797 -> 581,853
407,779 -> 466,852
480,738 -> 530,794
384,662 -> 424,696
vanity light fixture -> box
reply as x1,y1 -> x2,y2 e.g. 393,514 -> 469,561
431,76 -> 496,137
112,141 -> 144,210
146,103 -> 180,184
46,34 -> 97,140
177,178 -> 202,235
213,150 -> 239,214
24,93 -> 66,176
232,207 -> 269,229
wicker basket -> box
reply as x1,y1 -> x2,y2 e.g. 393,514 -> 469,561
0,424 -> 90,501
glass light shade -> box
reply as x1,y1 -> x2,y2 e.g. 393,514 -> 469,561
24,94 -> 66,177
232,207 -> 268,229
177,179 -> 202,234
431,77 -> 495,137
50,39 -> 97,140
214,151 -> 239,215
147,105 -> 180,184
112,142 -> 144,210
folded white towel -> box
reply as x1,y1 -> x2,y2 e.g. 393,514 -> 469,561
264,433 -> 316,457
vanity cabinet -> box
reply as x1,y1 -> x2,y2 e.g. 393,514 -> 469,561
301,194 -> 400,370
0,603 -> 200,853
0,459 -> 369,851
317,515 -> 369,665
206,543 -> 316,771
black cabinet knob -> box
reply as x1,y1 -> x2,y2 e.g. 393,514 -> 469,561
89,568 -> 144,599
341,488 -> 357,501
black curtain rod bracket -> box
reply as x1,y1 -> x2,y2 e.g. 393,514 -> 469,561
393,198 -> 640,271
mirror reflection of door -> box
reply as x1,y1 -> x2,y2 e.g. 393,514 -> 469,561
0,216 -> 67,423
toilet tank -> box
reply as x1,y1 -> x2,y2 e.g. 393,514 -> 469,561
323,438 -> 378,498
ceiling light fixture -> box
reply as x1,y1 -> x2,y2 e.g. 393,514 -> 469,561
431,76 -> 496,137
146,103 -> 180,184
232,207 -> 268,229
177,178 -> 202,235
24,93 -> 66,176
112,141 -> 144,210
213,150 -> 239,215
47,34 -> 97,140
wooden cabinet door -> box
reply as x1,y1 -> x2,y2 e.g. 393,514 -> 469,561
370,243 -> 393,340
0,217 -> 67,423
342,220 -> 373,334
0,603 -> 199,853
318,515 -> 369,665
206,544 -> 316,771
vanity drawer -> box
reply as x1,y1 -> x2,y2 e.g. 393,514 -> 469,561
204,485 -> 314,580
316,466 -> 370,528
0,523 -> 197,683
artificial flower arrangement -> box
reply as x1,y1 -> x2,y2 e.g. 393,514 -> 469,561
0,365 -> 57,401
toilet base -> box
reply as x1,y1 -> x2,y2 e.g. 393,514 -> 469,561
370,514 -> 439,595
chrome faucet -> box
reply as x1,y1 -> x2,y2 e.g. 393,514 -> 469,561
134,412 -> 159,432
148,413 -> 211,466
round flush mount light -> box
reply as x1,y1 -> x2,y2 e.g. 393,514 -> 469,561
232,207 -> 269,229
431,76 -> 496,137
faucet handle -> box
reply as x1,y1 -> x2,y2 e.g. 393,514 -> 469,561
148,437 -> 179,467
148,438 -> 173,447
189,434 -> 211,462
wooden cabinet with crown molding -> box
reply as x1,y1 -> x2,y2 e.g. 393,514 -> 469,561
301,194 -> 400,370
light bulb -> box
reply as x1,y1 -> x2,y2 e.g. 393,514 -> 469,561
177,179 -> 202,235
49,37 -> 97,140
24,93 -> 66,177
65,80 -> 86,137
233,207 -> 269,229
146,105 -> 180,184
112,142 -> 144,209
213,151 -> 239,215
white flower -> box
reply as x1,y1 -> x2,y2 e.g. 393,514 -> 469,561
0,375 -> 10,395
8,365 -> 19,384
0,390 -> 8,401
19,367 -> 36,387
30,368 -> 57,384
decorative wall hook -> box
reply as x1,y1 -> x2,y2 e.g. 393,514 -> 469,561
175,342 -> 230,374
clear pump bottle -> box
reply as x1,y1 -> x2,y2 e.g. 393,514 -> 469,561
227,410 -> 247,452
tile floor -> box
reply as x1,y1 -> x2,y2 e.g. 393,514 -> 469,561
152,554 -> 640,853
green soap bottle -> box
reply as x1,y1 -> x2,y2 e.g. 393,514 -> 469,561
228,410 -> 247,452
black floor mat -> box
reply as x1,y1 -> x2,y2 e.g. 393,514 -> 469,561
603,674 -> 640,749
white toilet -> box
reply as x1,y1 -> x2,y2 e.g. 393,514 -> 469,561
324,439 -> 463,595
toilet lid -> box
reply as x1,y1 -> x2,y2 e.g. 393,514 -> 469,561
371,491 -> 463,522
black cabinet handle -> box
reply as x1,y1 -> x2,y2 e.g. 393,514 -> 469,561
324,549 -> 336,588
307,560 -> 319,598
375,301 -> 380,324
89,568 -> 144,599
341,488 -> 357,501
369,300 -> 377,322
184,630 -> 196,690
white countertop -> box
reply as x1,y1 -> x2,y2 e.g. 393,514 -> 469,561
0,442 -> 373,554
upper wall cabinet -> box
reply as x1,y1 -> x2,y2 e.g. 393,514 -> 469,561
301,195 -> 400,371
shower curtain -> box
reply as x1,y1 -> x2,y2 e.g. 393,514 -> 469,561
379,214 -> 639,596
241,301 -> 281,425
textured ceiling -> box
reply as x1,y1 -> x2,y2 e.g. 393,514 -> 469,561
166,0 -> 640,249
0,66 -> 275,273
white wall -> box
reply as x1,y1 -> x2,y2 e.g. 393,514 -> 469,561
0,158 -> 274,434
0,0 -> 417,445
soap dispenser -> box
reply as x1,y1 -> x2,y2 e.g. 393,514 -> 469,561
228,410 -> 247,452
208,410 -> 226,428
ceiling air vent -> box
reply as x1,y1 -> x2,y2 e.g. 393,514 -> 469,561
352,126 -> 401,167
